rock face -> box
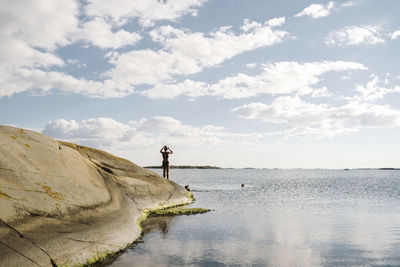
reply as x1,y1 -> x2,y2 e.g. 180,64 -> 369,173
0,126 -> 191,266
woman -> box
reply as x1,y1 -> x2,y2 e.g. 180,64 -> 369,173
160,146 -> 173,179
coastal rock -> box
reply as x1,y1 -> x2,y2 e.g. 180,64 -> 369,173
0,126 -> 191,266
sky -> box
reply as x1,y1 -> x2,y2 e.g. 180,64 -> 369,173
1,0 -> 400,169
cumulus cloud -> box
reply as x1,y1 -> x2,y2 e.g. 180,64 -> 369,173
295,2 -> 334,19
0,0 -> 141,98
0,0 -> 207,98
325,25 -> 385,46
0,0 -> 77,97
0,68 -> 133,98
209,61 -> 366,99
311,87 -> 333,98
350,75 -> 400,102
232,96 -> 400,139
340,1 -> 359,8
0,0 -> 79,51
151,18 -> 287,66
74,17 -> 142,49
43,118 -> 130,143
67,59 -> 86,68
0,39 -> 64,70
391,30 -> 400,40
43,116 -> 262,149
85,0 -> 207,27
105,19 -> 288,86
0,1 -> 289,99
265,17 -> 286,27
43,116 -> 267,166
0,0 -> 78,70
232,96 -> 400,138
142,61 -> 366,99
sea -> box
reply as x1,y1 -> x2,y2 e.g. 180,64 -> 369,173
107,169 -> 400,267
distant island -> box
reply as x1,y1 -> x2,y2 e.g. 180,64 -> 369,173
344,168 -> 400,170
145,165 -> 223,169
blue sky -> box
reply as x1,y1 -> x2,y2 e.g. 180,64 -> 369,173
1,0 -> 399,168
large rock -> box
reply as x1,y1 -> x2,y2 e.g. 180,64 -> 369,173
0,126 -> 191,266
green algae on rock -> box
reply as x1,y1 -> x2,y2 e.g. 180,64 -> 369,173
148,207 -> 211,217
186,191 -> 195,201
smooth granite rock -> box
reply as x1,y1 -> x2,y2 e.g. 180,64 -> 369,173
0,126 -> 191,266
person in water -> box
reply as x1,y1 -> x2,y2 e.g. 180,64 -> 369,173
160,145 -> 173,179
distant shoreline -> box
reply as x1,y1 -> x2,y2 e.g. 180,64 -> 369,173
344,168 -> 400,171
145,166 -> 400,170
144,165 -> 223,169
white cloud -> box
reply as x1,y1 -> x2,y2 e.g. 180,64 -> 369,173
105,19 -> 288,86
295,2 -> 334,19
67,59 -> 86,68
141,80 -> 208,99
341,74 -> 352,80
0,68 -> 132,98
232,96 -> 400,139
0,0 -> 79,97
391,30 -> 400,40
246,63 -> 258,69
0,0 -> 79,51
0,0 -> 141,98
0,2 -> 289,99
0,0 -> 78,71
152,19 -> 288,67
43,118 -> 130,142
43,116 -> 262,150
311,87 -> 332,98
211,61 -> 366,99
0,38 -> 64,70
105,49 -> 197,85
85,0 -> 207,27
350,75 -> 400,102
266,17 -> 286,27
341,1 -> 359,8
142,61 -> 366,99
43,116 -> 266,167
326,25 -> 385,46
74,17 -> 142,49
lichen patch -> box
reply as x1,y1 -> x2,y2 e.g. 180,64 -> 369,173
42,185 -> 64,201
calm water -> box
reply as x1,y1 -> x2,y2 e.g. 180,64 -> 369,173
109,169 -> 400,267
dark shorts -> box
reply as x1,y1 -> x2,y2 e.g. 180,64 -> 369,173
162,161 -> 169,168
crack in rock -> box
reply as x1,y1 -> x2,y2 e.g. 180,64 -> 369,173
0,240 -> 41,266
165,188 -> 177,203
0,218 -> 57,266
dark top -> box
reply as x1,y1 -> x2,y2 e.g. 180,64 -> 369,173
161,152 -> 170,162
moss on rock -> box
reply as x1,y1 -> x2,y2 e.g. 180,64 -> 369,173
148,207 -> 211,217
85,251 -> 111,266
186,191 -> 194,201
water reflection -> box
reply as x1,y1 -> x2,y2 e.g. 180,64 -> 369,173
142,216 -> 174,239
109,169 -> 400,267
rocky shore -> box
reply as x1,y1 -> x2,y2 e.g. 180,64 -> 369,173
0,126 -> 192,266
